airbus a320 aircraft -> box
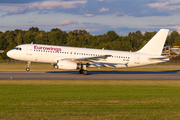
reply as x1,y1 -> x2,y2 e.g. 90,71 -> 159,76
7,29 -> 169,75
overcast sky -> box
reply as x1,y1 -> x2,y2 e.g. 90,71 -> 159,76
0,0 -> 180,35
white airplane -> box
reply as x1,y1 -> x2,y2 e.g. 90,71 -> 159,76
7,29 -> 169,75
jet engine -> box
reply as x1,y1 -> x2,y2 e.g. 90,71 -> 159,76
53,60 -> 80,70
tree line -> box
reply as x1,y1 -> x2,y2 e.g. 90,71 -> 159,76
0,27 -> 180,60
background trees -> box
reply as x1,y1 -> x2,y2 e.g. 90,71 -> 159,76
166,31 -> 179,46
0,27 -> 179,60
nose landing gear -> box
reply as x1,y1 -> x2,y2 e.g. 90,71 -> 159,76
26,61 -> 31,72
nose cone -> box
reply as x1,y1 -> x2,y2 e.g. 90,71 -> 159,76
7,50 -> 13,58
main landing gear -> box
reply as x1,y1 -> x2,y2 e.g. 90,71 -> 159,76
79,64 -> 88,75
26,61 -> 31,72
79,69 -> 88,75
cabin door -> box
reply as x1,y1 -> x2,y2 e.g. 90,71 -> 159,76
27,46 -> 32,55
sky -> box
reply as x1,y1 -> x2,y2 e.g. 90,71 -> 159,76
0,0 -> 180,35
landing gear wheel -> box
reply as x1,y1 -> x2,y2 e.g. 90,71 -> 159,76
26,67 -> 30,72
79,69 -> 83,74
83,70 -> 88,75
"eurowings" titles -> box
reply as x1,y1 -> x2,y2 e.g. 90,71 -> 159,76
34,45 -> 61,52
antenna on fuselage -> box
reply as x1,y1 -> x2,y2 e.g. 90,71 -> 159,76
31,42 -> 33,44
102,48 -> 104,50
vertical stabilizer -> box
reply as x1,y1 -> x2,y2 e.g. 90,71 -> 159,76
137,29 -> 169,55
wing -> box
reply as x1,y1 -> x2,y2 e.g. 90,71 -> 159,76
64,55 -> 112,64
64,55 -> 128,67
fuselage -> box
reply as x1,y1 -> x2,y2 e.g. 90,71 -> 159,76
7,44 -> 168,68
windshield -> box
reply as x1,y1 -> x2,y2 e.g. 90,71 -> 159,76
13,47 -> 22,50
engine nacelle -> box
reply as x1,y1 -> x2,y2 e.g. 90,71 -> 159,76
54,60 -> 79,70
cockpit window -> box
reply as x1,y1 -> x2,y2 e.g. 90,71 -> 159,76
13,47 -> 22,50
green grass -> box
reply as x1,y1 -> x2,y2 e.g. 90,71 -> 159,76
1,80 -> 180,120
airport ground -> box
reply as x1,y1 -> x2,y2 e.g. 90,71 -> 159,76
1,63 -> 180,72
0,64 -> 180,80
1,80 -> 180,120
1,64 -> 180,119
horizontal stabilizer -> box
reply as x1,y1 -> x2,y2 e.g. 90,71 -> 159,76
148,57 -> 169,62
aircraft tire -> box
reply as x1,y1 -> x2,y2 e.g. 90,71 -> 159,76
83,70 -> 88,75
26,67 -> 30,72
79,69 -> 83,74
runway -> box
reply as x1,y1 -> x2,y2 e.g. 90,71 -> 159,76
0,71 -> 180,80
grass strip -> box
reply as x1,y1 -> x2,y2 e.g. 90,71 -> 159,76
1,80 -> 180,120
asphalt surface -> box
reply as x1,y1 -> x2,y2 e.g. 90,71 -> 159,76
0,71 -> 180,80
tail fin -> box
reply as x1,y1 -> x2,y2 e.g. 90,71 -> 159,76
137,29 -> 169,55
